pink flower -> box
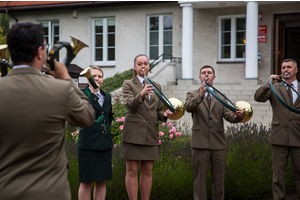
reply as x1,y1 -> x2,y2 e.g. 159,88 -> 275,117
169,129 -> 174,134
172,127 -> 176,132
168,123 -> 172,128
158,140 -> 162,145
76,130 -> 80,134
159,131 -> 164,137
111,122 -> 113,126
119,125 -> 124,130
179,156 -> 181,159
116,118 -> 120,122
169,134 -> 174,139
168,120 -> 171,124
175,132 -> 182,138
116,117 -> 119,119
71,132 -> 74,136
121,116 -> 125,121
113,144 -> 118,148
161,122 -> 165,127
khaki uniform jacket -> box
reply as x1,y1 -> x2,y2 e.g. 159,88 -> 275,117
121,77 -> 166,145
254,82 -> 300,146
0,67 -> 95,200
185,89 -> 241,149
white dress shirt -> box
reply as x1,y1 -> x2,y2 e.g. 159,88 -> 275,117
289,80 -> 298,104
90,87 -> 105,106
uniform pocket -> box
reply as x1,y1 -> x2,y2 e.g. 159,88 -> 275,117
192,126 -> 200,131
271,121 -> 280,126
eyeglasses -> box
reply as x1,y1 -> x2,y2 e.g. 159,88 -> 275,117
43,44 -> 49,50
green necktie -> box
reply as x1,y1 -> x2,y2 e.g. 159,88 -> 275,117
287,86 -> 293,106
207,94 -> 211,107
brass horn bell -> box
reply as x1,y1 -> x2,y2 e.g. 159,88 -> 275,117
205,82 -> 253,123
46,35 -> 88,70
142,69 -> 185,120
162,97 -> 185,120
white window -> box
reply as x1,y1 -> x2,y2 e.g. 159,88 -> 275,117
91,18 -> 115,65
218,15 -> 246,62
42,21 -> 59,60
147,15 -> 173,60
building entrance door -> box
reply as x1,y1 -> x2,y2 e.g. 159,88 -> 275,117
273,13 -> 300,81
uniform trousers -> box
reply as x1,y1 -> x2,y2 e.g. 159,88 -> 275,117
272,145 -> 300,200
192,148 -> 227,200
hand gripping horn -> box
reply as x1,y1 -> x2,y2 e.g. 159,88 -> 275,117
204,81 -> 253,123
143,70 -> 185,120
0,44 -> 12,77
45,35 -> 88,70
270,76 -> 300,114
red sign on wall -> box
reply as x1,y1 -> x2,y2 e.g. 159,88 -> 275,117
258,35 -> 267,43
258,25 -> 267,34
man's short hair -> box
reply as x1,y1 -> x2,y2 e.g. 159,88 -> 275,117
282,58 -> 297,68
7,22 -> 44,65
200,65 -> 215,76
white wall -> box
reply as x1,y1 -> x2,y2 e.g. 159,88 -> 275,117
9,2 -> 182,79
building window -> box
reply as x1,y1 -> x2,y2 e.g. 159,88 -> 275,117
42,21 -> 59,60
91,18 -> 115,65
218,15 -> 246,61
147,15 -> 173,60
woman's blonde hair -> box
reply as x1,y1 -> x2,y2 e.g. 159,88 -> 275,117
90,66 -> 104,77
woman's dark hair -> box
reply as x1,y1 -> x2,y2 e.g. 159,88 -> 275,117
7,22 -> 44,65
133,54 -> 149,77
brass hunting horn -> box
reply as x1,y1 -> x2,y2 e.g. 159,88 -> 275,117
45,35 -> 88,70
270,75 -> 300,114
80,67 -> 99,89
0,44 -> 12,77
143,69 -> 185,120
204,81 -> 253,123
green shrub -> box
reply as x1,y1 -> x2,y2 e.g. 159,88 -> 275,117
66,122 -> 296,200
101,69 -> 133,92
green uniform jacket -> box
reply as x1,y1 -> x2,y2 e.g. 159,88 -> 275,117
77,86 -> 114,150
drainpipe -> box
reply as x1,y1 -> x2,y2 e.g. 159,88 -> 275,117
5,8 -> 18,23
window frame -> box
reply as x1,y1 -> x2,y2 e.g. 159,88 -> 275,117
41,21 -> 59,53
91,17 -> 115,66
146,14 -> 173,61
217,14 -> 246,62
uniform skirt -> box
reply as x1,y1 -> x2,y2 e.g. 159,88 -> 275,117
120,142 -> 159,160
78,148 -> 112,182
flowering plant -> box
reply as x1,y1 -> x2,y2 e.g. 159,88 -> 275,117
70,128 -> 80,143
158,120 -> 182,146
110,115 -> 125,145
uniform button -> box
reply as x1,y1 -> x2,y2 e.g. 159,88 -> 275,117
102,131 -> 104,133
210,127 -> 212,129
209,117 -> 212,120
102,124 -> 104,126
146,119 -> 148,121
290,119 -> 292,121
94,98 -> 97,100
147,109 -> 148,112
102,111 -> 104,114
